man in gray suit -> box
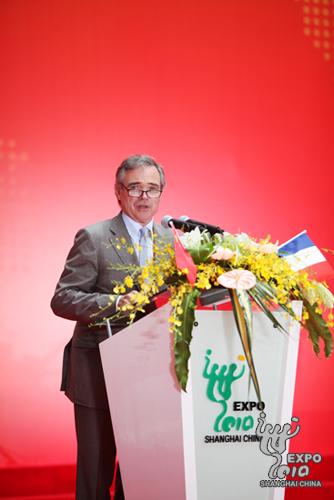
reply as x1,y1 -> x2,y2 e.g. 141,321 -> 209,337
51,155 -> 172,500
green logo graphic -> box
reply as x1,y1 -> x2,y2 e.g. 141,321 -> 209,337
203,349 -> 254,432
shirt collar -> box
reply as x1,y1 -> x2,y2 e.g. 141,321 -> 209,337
121,212 -> 153,240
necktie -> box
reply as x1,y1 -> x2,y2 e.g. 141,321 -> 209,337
139,227 -> 150,266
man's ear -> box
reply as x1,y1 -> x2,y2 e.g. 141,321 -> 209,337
114,184 -> 121,202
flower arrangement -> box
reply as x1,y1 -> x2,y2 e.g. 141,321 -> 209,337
94,229 -> 334,398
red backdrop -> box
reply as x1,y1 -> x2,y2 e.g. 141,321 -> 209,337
0,0 -> 333,491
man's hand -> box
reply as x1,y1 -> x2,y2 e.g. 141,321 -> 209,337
116,290 -> 139,310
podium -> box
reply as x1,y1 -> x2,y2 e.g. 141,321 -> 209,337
99,301 -> 302,500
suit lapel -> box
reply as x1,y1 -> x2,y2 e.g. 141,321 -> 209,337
109,213 -> 139,265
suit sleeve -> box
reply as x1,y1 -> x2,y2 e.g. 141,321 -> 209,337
51,228 -> 118,323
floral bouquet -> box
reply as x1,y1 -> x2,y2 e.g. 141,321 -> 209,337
94,228 -> 334,398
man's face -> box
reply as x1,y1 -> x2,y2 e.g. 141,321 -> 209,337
115,165 -> 162,225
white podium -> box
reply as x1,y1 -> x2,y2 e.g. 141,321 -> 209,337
99,302 -> 302,500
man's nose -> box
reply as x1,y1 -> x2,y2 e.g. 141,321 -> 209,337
140,190 -> 149,199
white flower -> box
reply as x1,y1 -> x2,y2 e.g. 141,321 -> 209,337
211,247 -> 235,260
235,233 -> 258,250
218,269 -> 256,290
257,242 -> 279,254
316,283 -> 334,308
180,226 -> 202,249
304,282 -> 334,308
235,233 -> 252,244
302,286 -> 317,305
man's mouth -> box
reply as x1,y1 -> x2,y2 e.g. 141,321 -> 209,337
136,204 -> 151,209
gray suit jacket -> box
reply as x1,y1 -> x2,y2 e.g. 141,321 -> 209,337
51,212 -> 172,408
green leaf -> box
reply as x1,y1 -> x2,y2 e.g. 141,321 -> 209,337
229,289 -> 261,402
174,288 -> 201,391
188,242 -> 214,264
248,285 -> 289,333
236,289 -> 253,343
255,281 -> 298,322
303,300 -> 333,358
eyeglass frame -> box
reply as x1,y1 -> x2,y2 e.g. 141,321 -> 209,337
120,183 -> 163,199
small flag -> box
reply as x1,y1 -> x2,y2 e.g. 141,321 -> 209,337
279,230 -> 334,281
169,223 -> 197,285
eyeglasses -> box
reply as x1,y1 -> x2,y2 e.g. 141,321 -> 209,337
120,184 -> 162,198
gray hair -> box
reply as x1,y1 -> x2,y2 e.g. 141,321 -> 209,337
115,154 -> 166,188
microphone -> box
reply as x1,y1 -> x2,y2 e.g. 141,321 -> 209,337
179,215 -> 224,236
161,215 -> 198,233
